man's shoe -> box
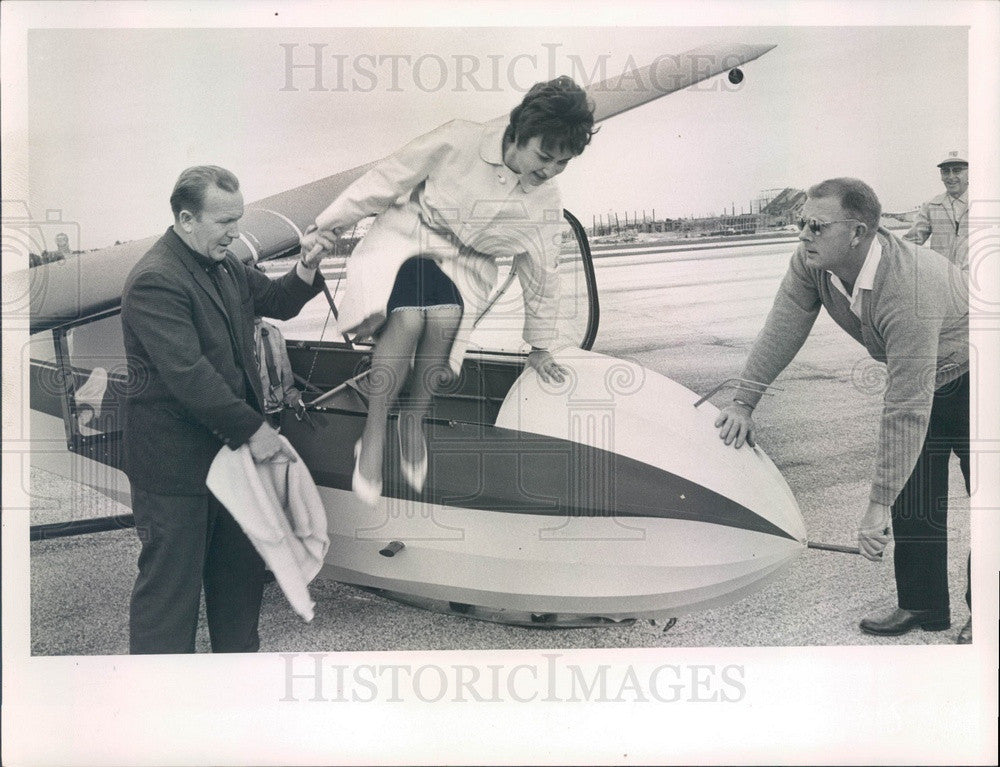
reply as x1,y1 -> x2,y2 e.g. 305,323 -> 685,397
859,607 -> 951,636
956,618 -> 972,644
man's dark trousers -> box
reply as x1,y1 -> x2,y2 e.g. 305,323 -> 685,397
891,372 -> 970,613
129,488 -> 265,654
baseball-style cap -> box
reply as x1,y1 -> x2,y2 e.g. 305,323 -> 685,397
937,150 -> 968,167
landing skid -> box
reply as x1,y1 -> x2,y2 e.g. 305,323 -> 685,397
357,586 -> 679,631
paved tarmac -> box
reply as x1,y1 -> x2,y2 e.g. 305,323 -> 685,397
28,238 -> 972,654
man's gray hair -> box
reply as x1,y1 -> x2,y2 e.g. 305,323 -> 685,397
170,165 -> 240,220
807,177 -> 882,230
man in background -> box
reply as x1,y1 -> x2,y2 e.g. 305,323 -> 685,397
904,150 -> 969,272
33,231 -> 73,266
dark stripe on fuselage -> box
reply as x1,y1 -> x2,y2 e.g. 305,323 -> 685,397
282,409 -> 796,541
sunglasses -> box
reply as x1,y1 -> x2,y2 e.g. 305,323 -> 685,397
795,217 -> 861,236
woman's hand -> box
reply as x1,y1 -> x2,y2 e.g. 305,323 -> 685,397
527,348 -> 568,384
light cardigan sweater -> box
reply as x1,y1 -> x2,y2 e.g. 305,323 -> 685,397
735,229 -> 968,506
315,118 -> 564,374
206,437 -> 330,622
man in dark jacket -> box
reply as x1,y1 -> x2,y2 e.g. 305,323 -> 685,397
121,165 -> 333,653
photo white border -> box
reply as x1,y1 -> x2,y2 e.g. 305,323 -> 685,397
3,1 -> 998,765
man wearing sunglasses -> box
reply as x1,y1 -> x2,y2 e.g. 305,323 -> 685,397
715,178 -> 971,644
903,151 -> 969,272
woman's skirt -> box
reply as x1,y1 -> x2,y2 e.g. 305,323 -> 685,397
386,256 -> 464,312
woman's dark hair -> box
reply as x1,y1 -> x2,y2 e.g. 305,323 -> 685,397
504,76 -> 597,157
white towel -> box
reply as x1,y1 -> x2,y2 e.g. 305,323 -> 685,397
206,437 -> 330,622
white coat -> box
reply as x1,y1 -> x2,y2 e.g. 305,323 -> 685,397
206,437 -> 330,622
315,118 -> 565,373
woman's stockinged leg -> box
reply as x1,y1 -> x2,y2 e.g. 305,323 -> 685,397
358,309 -> 424,488
399,307 -> 462,467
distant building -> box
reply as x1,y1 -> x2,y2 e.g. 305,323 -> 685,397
758,188 -> 806,226
589,187 -> 812,240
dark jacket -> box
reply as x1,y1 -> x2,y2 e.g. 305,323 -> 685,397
121,227 -> 323,494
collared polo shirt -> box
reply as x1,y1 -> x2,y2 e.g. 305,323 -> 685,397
829,236 -> 883,318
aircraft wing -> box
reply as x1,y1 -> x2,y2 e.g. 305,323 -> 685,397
587,41 -> 775,122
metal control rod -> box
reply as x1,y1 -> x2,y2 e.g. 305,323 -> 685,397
31,514 -> 136,542
807,540 -> 861,555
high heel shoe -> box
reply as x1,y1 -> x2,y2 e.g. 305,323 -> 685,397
352,439 -> 382,506
398,421 -> 428,493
